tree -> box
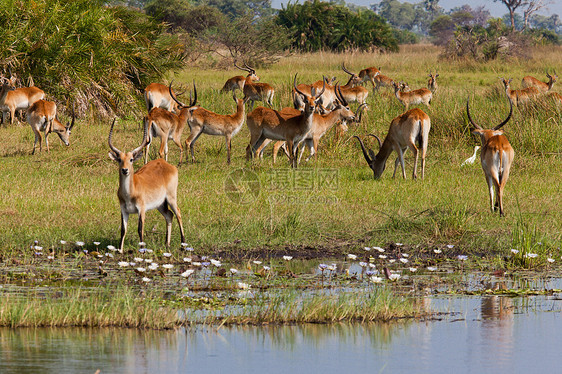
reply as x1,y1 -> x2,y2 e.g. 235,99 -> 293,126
429,15 -> 455,45
494,0 -> 525,31
522,0 -> 552,30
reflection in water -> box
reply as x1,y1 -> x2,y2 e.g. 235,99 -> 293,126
1,294 -> 561,374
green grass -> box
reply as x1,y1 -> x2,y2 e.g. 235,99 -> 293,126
0,45 -> 561,259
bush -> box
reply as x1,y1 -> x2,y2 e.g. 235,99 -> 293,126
0,0 -> 186,118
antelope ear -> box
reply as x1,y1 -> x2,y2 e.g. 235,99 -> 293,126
108,152 -> 119,162
368,149 -> 376,162
132,149 -> 144,162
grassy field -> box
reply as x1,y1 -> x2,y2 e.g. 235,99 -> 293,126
0,44 -> 561,260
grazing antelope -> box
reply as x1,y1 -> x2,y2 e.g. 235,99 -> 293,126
108,119 -> 186,251
358,66 -> 381,89
546,91 -> 562,104
170,84 -> 248,164
221,61 -> 259,94
144,82 -> 181,113
340,63 -> 369,104
26,100 -> 75,154
501,78 -> 540,106
373,72 -> 395,92
521,72 -> 557,93
466,98 -> 514,217
392,81 -> 432,110
1,85 -> 45,125
427,72 -> 439,92
246,74 -> 324,167
354,108 -> 431,179
143,83 -> 197,165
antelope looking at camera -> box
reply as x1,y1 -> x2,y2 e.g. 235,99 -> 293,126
427,72 -> 439,92
340,63 -> 369,104
501,78 -> 540,106
521,71 -> 557,93
144,82 -> 182,113
246,74 -> 324,168
1,84 -> 45,125
466,98 -> 514,217
143,82 -> 197,164
221,61 -> 259,94
108,119 -> 186,252
354,108 -> 431,179
170,83 -> 248,164
392,81 -> 432,110
26,100 -> 75,154
293,76 -> 336,110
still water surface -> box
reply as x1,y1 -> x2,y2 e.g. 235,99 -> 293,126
1,295 -> 560,373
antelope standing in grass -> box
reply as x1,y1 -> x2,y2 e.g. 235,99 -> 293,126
144,82 -> 182,113
354,108 -> 431,179
221,62 -> 259,94
373,71 -> 395,92
546,91 -> 562,104
293,76 -> 336,110
1,85 -> 45,125
246,74 -> 324,167
26,100 -> 75,154
108,119 -> 186,252
340,63 -> 369,104
466,98 -> 514,217
521,72 -> 557,93
392,81 -> 432,110
242,70 -> 275,111
358,66 -> 381,89
501,78 -> 540,106
427,72 -> 439,92
170,84 -> 248,164
143,82 -> 197,164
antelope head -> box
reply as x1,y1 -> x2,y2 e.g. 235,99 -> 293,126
108,118 -> 149,177
353,134 -> 385,179
169,80 -> 197,111
342,62 -> 361,85
293,73 -> 325,116
234,61 -> 259,82
466,97 -> 513,144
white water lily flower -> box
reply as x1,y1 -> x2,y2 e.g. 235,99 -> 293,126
210,259 -> 222,267
389,259 -> 396,263
138,242 -> 146,247
47,255 -> 54,260
75,241 -> 85,247
328,264 -> 337,271
148,263 -> 159,270
136,267 -> 146,273
283,256 -> 293,261
93,241 -> 100,246
144,259 -> 153,263
97,254 -> 103,258
183,257 -> 192,262
181,242 -> 189,248
402,253 -> 409,258
181,269 -> 195,278
434,249 -> 442,254
395,243 -> 403,246
457,255 -> 468,261
547,258 -> 555,263
237,282 -> 251,290
369,263 -> 376,268
370,276 -> 383,284
107,245 -> 116,251
118,262 -> 129,267
409,267 -> 417,272
60,240 -> 67,245
427,266 -> 438,271
528,253 -> 538,258
253,260 -> 262,265
510,249 -> 519,255
263,266 -> 271,271
129,262 -> 136,266
389,273 -> 401,281
192,262 -> 202,267
400,258 -> 408,264
141,277 -> 151,283
359,262 -> 368,267
379,255 -> 387,259
373,247 -> 385,253
230,268 -> 238,274
163,252 -> 172,258
134,257 -> 144,263
347,254 -> 357,260
363,247 -> 371,251
446,244 -> 455,249
162,264 -> 174,269
145,249 -> 154,253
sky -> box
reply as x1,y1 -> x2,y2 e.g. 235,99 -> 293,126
270,0 -> 561,18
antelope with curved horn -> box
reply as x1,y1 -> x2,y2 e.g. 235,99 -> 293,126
108,119 -> 186,252
340,63 -> 369,104
26,100 -> 75,154
521,71 -> 557,93
241,63 -> 274,111
1,84 -> 45,125
246,74 -> 324,168
143,82 -> 182,113
170,84 -> 248,164
392,81 -> 432,110
221,61 -> 260,94
467,98 -> 514,217
143,82 -> 197,164
293,76 -> 336,111
427,71 -> 439,92
354,108 -> 430,179
501,78 -> 539,106
358,66 -> 381,89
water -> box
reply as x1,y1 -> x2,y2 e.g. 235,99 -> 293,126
1,294 -> 561,373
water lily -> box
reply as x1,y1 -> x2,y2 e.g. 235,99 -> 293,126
457,255 -> 468,261
263,266 -> 271,271
389,273 -> 401,281
148,263 -> 159,271
395,243 -> 403,246
409,267 -> 417,272
181,269 -> 195,278
427,266 -> 438,272
182,257 -> 191,263
181,242 -> 189,248
47,255 -> 54,260
210,259 -> 222,267
370,276 -> 383,284
162,264 -> 174,269
446,244 -> 455,249
145,249 -> 154,253
253,260 -> 262,265
141,277 -> 151,283
359,262 -> 368,267
75,241 -> 85,247
237,282 -> 251,290
364,247 -> 371,251
136,267 -> 146,273
94,241 -> 100,246
347,254 -> 357,260
510,249 -> 519,255
373,247 -> 385,253
129,262 -> 137,266
547,258 -> 555,263
118,262 -> 129,267
138,242 -> 146,247
163,252 -> 172,258
378,255 -> 387,259
328,264 -> 337,271
400,258 -> 408,264
433,249 -> 442,254
97,254 -> 104,258
107,245 -> 116,251
134,257 -> 144,263
192,262 -> 202,267
389,259 -> 396,263
230,268 -> 238,274
60,240 -> 67,245
402,253 -> 409,258
528,253 -> 538,258
283,256 -> 293,261
144,259 -> 153,263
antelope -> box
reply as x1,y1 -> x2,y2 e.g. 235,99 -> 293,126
427,72 -> 439,92
143,82 -> 197,164
26,100 -> 75,154
358,66 -> 381,89
374,72 -> 395,92
546,91 -> 562,104
392,81 -> 432,110
353,108 -> 431,179
246,74 -> 324,167
108,119 -> 186,251
340,63 -> 369,104
501,78 -> 540,106
293,76 -> 336,110
144,82 -> 181,113
221,61 -> 259,94
1,85 -> 45,125
466,98 -> 514,217
262,86 -> 366,164
242,69 -> 275,111
521,72 -> 557,93
170,84 -> 248,164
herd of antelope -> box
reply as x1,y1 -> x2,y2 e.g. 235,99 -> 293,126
1,64 -> 560,249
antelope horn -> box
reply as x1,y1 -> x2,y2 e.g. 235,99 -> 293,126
466,98 -> 483,130
293,73 -> 307,98
335,83 -> 348,107
234,60 -> 249,73
68,106 -> 76,130
315,77 -> 326,99
353,135 -> 373,164
494,98 -> 513,131
108,118 -> 122,155
189,81 -> 197,107
342,62 -> 354,76
244,62 -> 255,74
355,103 -> 367,123
132,119 -> 150,155
367,133 -> 382,149
169,80 -> 185,108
